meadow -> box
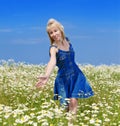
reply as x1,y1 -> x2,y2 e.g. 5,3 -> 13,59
0,60 -> 120,126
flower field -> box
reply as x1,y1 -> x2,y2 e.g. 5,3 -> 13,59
0,60 -> 120,126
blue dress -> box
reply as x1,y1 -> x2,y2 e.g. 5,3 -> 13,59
50,40 -> 94,107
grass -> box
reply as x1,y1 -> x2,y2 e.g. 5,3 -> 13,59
0,60 -> 120,126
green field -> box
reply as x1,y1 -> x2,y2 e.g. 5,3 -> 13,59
0,60 -> 120,126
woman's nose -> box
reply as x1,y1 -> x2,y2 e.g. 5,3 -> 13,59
53,33 -> 56,36
53,32 -> 57,36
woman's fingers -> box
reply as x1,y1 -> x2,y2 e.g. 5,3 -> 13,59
35,76 -> 48,88
35,79 -> 46,88
36,82 -> 43,88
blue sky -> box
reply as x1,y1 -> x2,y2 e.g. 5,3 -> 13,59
0,0 -> 120,65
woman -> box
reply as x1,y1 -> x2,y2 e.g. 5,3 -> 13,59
36,18 -> 94,114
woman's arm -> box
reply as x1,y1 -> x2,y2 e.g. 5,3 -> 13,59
45,47 -> 57,77
36,47 -> 57,88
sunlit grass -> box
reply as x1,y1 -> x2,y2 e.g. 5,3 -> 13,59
0,59 -> 120,126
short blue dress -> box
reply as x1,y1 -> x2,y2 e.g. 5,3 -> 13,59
50,39 -> 94,107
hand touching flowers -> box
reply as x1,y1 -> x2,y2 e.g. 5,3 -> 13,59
35,76 -> 49,88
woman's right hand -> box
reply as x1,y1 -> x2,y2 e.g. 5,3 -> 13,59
35,76 -> 49,88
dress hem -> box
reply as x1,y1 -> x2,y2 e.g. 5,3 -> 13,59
53,92 -> 94,100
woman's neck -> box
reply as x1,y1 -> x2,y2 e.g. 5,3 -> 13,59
55,39 -> 69,51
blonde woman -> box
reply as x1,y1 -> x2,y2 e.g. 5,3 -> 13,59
36,18 -> 94,114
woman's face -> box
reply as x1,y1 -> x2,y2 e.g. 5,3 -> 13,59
48,26 -> 62,42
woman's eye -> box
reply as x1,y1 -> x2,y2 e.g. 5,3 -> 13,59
50,32 -> 53,35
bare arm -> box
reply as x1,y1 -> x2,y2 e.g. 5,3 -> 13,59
45,47 -> 57,77
36,47 -> 57,88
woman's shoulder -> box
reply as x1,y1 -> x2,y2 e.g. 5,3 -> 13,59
50,44 -> 58,48
49,44 -> 58,56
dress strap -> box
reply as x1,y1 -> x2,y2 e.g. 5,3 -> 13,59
65,37 -> 70,42
50,45 -> 58,48
49,45 -> 58,56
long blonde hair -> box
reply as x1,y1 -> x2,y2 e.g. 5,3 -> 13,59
46,18 -> 65,45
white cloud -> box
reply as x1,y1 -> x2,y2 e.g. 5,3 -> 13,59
63,22 -> 78,29
97,28 -> 120,33
30,26 -> 45,30
71,35 -> 94,39
11,38 -> 47,45
0,29 -> 13,32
